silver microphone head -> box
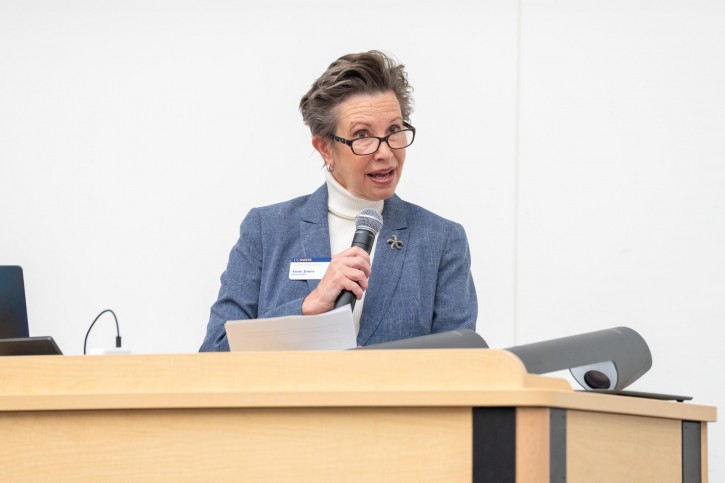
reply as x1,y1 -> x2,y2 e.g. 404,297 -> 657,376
356,208 -> 383,235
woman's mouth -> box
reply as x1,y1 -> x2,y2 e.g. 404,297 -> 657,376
368,168 -> 395,183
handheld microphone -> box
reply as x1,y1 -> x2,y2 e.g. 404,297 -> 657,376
334,208 -> 383,311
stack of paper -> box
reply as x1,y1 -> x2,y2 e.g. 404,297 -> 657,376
224,306 -> 356,351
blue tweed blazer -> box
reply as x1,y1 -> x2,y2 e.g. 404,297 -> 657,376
199,184 -> 477,351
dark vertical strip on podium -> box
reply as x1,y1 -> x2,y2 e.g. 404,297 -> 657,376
472,407 -> 516,483
682,421 -> 702,483
549,409 -> 566,482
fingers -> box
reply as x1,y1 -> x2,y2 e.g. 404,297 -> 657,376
332,246 -> 372,279
328,265 -> 368,296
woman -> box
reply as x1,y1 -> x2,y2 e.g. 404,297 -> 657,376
200,51 -> 477,351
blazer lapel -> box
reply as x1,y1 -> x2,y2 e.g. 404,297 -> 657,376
357,194 -> 409,345
299,185 -> 331,293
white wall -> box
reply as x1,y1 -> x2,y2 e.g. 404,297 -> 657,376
1,0 -> 722,477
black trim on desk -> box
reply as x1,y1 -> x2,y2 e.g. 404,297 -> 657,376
472,407 -> 516,483
682,421 -> 702,483
550,408 -> 567,482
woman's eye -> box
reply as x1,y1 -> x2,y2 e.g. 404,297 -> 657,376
354,130 -> 369,139
388,125 -> 402,134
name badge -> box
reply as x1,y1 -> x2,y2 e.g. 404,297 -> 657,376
289,257 -> 331,280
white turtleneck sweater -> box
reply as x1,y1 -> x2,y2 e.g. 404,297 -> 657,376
324,170 -> 384,335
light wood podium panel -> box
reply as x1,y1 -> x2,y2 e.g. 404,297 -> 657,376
0,350 -> 716,482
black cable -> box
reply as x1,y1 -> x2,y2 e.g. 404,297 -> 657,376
83,309 -> 122,355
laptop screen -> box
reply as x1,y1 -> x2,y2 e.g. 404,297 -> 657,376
0,266 -> 30,339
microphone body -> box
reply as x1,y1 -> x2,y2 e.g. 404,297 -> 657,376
334,209 -> 383,311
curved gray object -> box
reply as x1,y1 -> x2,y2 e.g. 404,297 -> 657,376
505,327 -> 652,391
355,329 -> 488,350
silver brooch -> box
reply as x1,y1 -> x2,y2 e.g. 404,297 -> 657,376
386,234 -> 403,250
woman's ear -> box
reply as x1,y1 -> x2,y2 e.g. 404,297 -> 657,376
312,135 -> 334,165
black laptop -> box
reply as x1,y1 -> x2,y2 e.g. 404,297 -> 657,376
0,266 -> 63,355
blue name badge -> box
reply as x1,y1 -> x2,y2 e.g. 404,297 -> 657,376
289,257 -> 331,280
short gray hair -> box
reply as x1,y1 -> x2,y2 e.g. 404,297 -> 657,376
299,51 -> 414,137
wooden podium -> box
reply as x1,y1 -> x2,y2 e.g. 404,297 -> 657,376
0,350 -> 716,482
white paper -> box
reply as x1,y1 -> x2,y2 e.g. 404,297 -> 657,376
225,306 -> 356,351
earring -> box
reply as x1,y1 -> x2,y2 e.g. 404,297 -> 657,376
326,164 -> 334,173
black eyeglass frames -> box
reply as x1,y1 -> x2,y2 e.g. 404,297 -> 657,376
329,122 -> 416,156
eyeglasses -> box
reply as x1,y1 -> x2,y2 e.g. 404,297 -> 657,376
329,122 -> 416,156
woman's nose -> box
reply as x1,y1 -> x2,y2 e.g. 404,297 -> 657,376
374,139 -> 394,159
